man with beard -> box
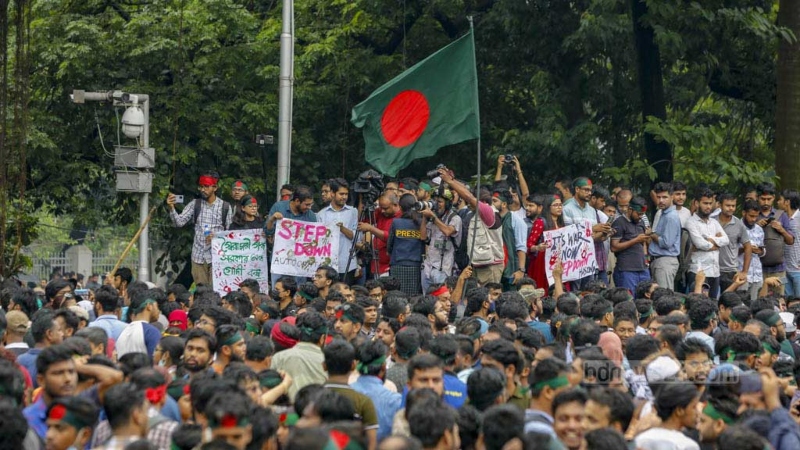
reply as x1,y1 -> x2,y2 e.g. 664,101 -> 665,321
266,185 -> 318,285
317,178 -> 359,283
739,199 -> 766,300
649,182 -> 682,291
420,189 -> 461,293
24,344 -> 123,439
212,324 -> 247,374
563,177 -> 612,289
333,303 -> 364,342
415,296 -> 450,335
182,328 -> 217,379
675,338 -> 713,389
686,188 -> 729,297
715,193 -> 752,293
754,310 -> 797,360
756,182 -> 795,297
168,171 -> 234,286
359,194 -> 401,277
611,197 -> 652,292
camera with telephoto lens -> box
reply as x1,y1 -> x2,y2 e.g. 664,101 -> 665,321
413,200 -> 436,211
504,154 -> 515,165
426,163 -> 447,179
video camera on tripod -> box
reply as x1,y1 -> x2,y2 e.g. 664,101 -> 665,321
351,169 -> 384,208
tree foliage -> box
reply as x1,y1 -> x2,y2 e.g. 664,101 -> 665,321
0,0 -> 793,277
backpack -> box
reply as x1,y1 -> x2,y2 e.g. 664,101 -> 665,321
761,210 -> 785,267
453,208 -> 473,271
193,198 -> 232,228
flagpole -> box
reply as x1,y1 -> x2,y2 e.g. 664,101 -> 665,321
468,17 -> 481,272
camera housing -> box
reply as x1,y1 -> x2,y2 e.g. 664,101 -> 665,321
504,154 -> 515,165
413,200 -> 436,211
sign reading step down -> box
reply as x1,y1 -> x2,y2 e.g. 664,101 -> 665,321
271,219 -> 340,278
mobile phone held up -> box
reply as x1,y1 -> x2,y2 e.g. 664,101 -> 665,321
174,195 -> 184,204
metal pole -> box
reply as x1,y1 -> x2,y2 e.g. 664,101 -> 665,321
276,0 -> 294,200
139,95 -> 150,282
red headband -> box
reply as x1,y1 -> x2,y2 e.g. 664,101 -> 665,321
431,285 -> 449,297
145,385 -> 168,405
183,384 -> 191,396
198,175 -> 218,186
492,192 -> 500,198
250,197 -> 258,205
399,182 -> 405,189
49,404 -> 67,420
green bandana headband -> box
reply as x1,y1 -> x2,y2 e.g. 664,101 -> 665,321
703,403 -> 735,425
260,375 -> 284,389
245,322 -> 260,335
532,375 -> 570,392
232,180 -> 248,190
221,332 -> 243,347
298,291 -> 314,302
761,342 -> 779,355
47,404 -> 93,431
730,315 -> 746,324
724,348 -> 754,363
640,308 -> 655,319
209,414 -> 250,429
132,299 -> 156,314
356,355 -> 387,374
300,325 -> 329,336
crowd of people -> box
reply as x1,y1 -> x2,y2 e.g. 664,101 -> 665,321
1,156 -> 800,450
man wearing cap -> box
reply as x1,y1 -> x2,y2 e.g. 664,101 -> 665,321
685,187 -> 729,297
167,170 -> 234,286
611,196 -> 652,293
420,188 -> 461,293
5,310 -> 30,356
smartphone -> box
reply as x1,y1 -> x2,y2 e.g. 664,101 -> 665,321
766,217 -> 775,224
174,195 -> 184,204
75,289 -> 89,296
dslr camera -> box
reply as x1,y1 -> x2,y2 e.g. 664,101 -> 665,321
351,169 -> 385,207
426,163 -> 447,179
504,154 -> 516,165
413,200 -> 436,211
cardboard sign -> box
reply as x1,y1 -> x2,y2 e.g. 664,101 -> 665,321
544,219 -> 598,286
211,229 -> 269,295
271,219 -> 340,277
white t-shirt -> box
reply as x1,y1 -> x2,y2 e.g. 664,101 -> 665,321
635,428 -> 700,450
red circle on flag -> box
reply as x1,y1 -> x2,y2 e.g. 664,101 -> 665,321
380,90 -> 430,148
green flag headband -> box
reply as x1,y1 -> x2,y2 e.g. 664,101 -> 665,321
298,291 -> 314,302
221,332 -> 243,347
356,355 -> 388,374
132,299 -> 156,314
703,403 -> 735,425
48,404 -> 93,430
639,308 -> 655,319
245,322 -> 260,335
761,342 -> 779,355
260,374 -> 284,389
762,312 -> 781,327
532,375 -> 570,392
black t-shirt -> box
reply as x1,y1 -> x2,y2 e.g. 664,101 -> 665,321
611,215 -> 647,271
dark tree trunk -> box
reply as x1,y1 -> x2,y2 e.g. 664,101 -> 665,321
776,0 -> 800,190
629,0 -> 672,185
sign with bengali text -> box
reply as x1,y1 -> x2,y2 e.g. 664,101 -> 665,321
212,229 -> 269,295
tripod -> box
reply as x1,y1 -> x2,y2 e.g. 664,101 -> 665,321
343,203 -> 380,281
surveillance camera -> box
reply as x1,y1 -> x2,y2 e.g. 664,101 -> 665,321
121,105 -> 145,139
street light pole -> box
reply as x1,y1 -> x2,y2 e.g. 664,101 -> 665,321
277,0 -> 294,200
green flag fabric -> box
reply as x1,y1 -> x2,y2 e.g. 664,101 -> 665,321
351,30 -> 480,177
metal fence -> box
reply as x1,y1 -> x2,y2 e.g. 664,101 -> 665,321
92,253 -> 139,277
23,246 -> 138,281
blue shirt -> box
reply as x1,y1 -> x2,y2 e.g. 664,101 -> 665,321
23,396 -> 48,439
528,320 -> 554,344
17,348 -> 42,388
317,204 -> 359,273
88,314 -> 128,341
442,372 -> 467,409
265,200 -> 318,236
351,376 -> 401,441
649,206 -> 681,257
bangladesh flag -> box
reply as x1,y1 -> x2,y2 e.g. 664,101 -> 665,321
351,29 -> 480,177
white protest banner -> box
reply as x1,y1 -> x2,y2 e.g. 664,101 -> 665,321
271,219 -> 340,278
544,219 -> 597,286
211,229 -> 270,295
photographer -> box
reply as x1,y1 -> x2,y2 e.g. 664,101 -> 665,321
317,178 -> 358,283
494,154 -> 530,221
421,189 -> 462,293
358,194 -> 401,277
387,194 -> 428,295
439,168 -> 504,284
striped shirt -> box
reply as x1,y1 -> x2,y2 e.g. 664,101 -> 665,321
169,197 -> 232,264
